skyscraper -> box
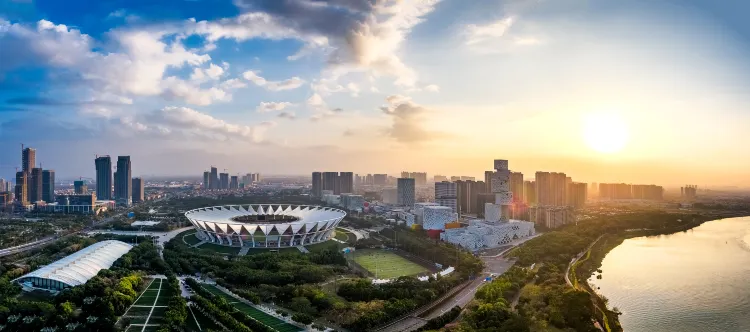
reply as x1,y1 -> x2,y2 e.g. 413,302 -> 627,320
95,156 -> 112,200
132,177 -> 144,203
484,170 -> 494,192
230,176 -> 239,189
523,180 -> 537,205
203,171 -> 211,190
15,171 -> 27,205
22,147 -> 35,173
339,172 -> 354,194
42,170 -> 55,203
29,168 -> 43,203
74,180 -> 87,194
485,159 -> 513,222
397,178 -> 415,207
210,167 -> 219,190
312,172 -> 323,197
435,181 -> 457,213
510,172 -> 524,203
219,173 -> 229,190
535,171 -> 567,206
114,156 -> 132,206
322,172 -> 338,193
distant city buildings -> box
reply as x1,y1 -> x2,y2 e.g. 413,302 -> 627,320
219,173 -> 229,190
567,182 -> 588,208
535,171 -> 568,206
312,171 -> 354,196
203,171 -> 211,190
599,183 -> 663,201
397,178 -> 415,206
401,172 -> 427,185
681,185 -> 698,200
74,180 -> 88,194
42,170 -> 55,203
95,156 -> 113,200
230,176 -> 239,189
114,156 -> 132,206
435,181 -> 458,213
433,175 -> 448,183
29,168 -> 43,203
210,167 -> 219,190
132,177 -> 144,203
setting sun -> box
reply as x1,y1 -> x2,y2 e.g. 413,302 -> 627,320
582,111 -> 629,154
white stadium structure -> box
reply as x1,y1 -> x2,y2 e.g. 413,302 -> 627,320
13,240 -> 133,293
185,204 -> 347,248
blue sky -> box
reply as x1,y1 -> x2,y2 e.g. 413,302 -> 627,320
1,0 -> 750,186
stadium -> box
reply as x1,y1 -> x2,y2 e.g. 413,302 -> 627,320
185,204 -> 346,248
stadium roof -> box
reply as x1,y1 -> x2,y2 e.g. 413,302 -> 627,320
14,240 -> 133,288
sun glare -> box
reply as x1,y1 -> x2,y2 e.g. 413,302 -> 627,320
582,111 -> 629,154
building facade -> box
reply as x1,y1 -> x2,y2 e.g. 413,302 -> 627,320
435,181 -> 458,213
210,167 -> 219,190
29,168 -> 43,203
95,156 -> 112,200
219,173 -> 229,190
397,178 -> 415,207
42,170 -> 55,203
114,156 -> 132,206
132,178 -> 144,203
203,171 -> 211,190
74,180 -> 87,194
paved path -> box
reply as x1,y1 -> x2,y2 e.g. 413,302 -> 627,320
339,227 -> 366,240
296,246 -> 309,253
565,235 -> 604,288
88,226 -> 194,258
238,247 -> 250,256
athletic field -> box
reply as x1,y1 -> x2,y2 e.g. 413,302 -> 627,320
351,249 -> 428,279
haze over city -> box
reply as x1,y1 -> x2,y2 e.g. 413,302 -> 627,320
1,0 -> 749,187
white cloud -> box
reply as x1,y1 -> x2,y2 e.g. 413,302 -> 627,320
424,84 -> 440,92
219,78 -> 247,89
161,77 -> 231,106
306,93 -> 325,108
381,95 -> 441,144
134,106 -> 276,142
242,70 -> 304,91
463,16 -> 542,53
191,63 -> 225,82
256,101 -> 293,113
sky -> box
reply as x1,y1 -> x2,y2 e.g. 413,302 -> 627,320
1,0 -> 750,187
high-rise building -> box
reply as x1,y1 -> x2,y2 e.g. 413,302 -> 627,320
42,170 -> 55,203
230,176 -> 239,189
203,171 -> 211,189
567,182 -> 587,208
450,176 -> 461,182
400,172 -> 426,185
0,178 -> 6,194
485,159 -> 513,222
132,177 -> 144,203
381,188 -> 398,204
681,185 -> 697,200
475,193 -> 495,218
435,181 -> 458,213
401,171 -> 410,179
373,174 -> 387,185
433,175 -> 448,183
510,172 -> 524,203
29,167 -> 43,203
339,172 -> 354,194
22,147 -> 35,174
114,156 -> 132,206
311,172 -> 323,197
535,172 -> 567,206
460,176 -> 475,181
456,180 -> 486,215
74,180 -> 87,194
397,178 -> 415,207
322,172 -> 338,194
95,156 -> 112,200
219,173 -> 229,190
523,181 -> 536,205
253,173 -> 261,183
484,171 -> 494,192
15,171 -> 27,205
210,167 -> 219,190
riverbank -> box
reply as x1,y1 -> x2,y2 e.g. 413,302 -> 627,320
572,211 -> 750,332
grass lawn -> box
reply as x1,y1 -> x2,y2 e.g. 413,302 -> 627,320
305,240 -> 341,253
351,249 -> 429,279
187,304 -> 222,331
196,242 -> 241,255
183,233 -> 203,246
334,230 -> 350,242
200,284 -> 302,332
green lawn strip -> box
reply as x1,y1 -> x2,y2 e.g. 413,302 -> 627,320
186,304 -> 221,332
243,247 -> 301,255
352,249 -> 428,279
197,242 -> 241,254
142,326 -> 161,332
183,233 -> 202,246
304,240 -> 341,253
125,325 -> 144,332
147,307 -> 168,325
124,306 -> 153,316
201,284 -> 301,331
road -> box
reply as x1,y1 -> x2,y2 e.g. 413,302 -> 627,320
565,235 -> 604,288
0,236 -> 59,258
88,226 -> 195,257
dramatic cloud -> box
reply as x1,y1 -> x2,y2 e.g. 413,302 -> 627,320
140,107 -> 275,142
381,95 -> 440,144
256,101 -> 293,113
242,70 -> 305,91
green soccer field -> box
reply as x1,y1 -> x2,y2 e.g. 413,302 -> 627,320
351,249 -> 429,279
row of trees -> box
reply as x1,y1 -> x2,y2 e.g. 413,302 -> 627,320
157,275 -> 188,332
186,278 -> 276,332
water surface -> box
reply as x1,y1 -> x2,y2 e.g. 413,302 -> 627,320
590,216 -> 750,332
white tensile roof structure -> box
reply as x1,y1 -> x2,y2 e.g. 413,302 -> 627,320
14,240 -> 133,288
185,204 -> 347,248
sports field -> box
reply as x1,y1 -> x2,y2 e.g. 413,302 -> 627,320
200,284 -> 302,332
351,249 -> 429,279
121,278 -> 171,332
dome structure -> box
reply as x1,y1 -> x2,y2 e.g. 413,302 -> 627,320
185,204 -> 346,248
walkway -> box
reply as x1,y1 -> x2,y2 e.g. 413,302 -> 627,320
296,246 -> 309,253
339,227 -> 366,240
238,247 -> 251,256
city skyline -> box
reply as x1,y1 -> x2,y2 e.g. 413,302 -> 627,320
1,1 -> 750,187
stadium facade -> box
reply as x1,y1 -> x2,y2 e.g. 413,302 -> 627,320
185,204 -> 346,247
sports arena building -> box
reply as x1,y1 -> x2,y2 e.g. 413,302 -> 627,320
185,204 -> 346,248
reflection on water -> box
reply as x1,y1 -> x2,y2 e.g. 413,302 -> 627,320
590,217 -> 750,332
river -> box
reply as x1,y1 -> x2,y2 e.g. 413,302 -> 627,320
589,216 -> 750,332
